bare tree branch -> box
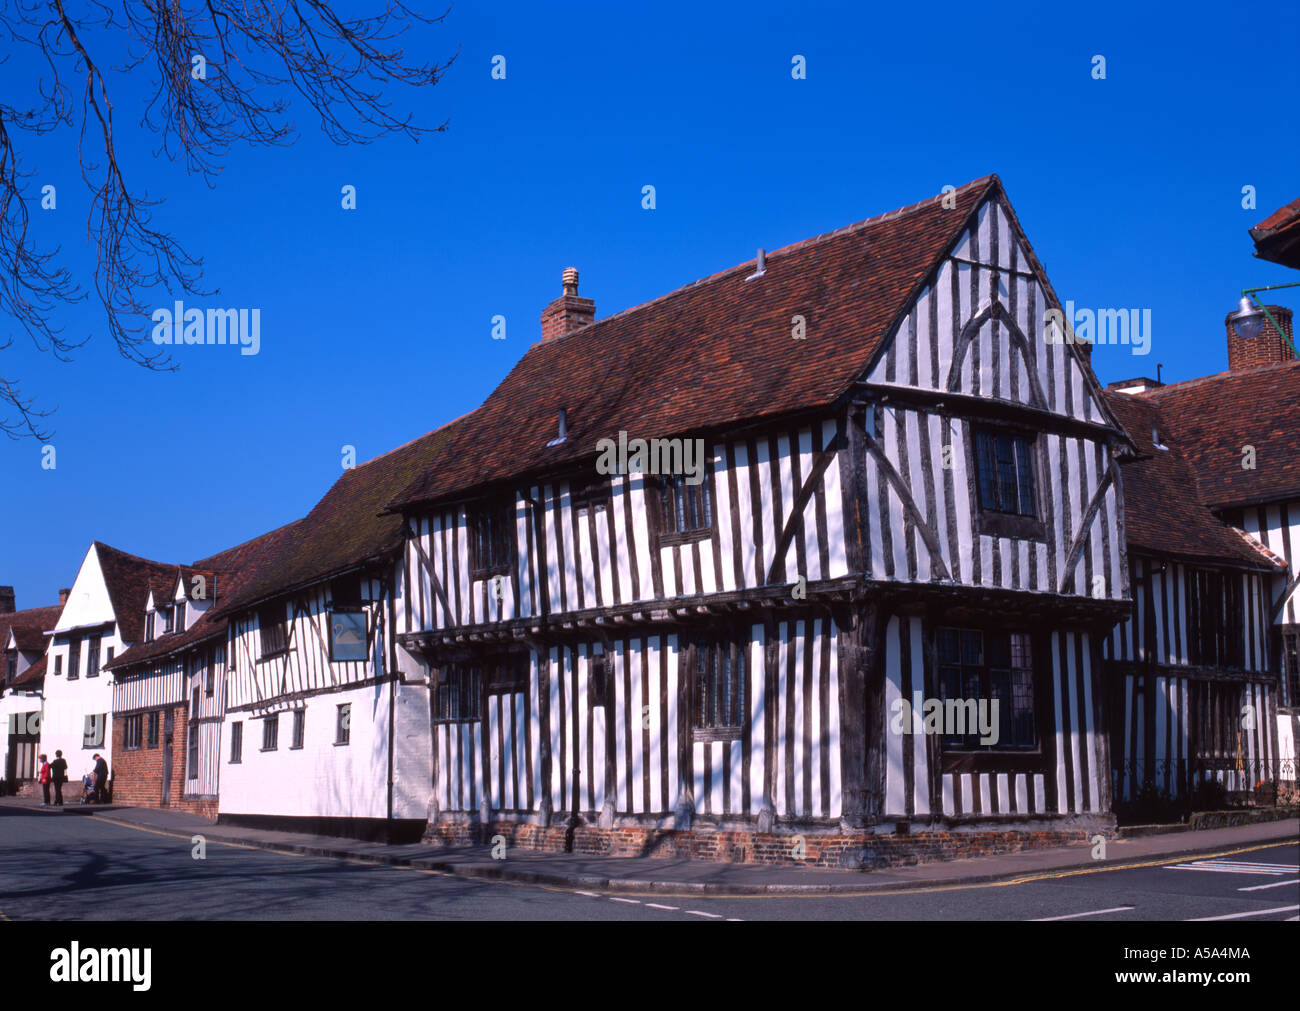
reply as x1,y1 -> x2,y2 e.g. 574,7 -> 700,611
0,0 -> 456,438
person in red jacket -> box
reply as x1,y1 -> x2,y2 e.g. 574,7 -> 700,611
38,754 -> 51,806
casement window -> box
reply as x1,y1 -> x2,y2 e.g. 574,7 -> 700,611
188,688 -> 200,778
106,646 -> 114,665
205,649 -> 216,697
692,635 -> 745,739
262,714 -> 279,751
54,654 -> 62,677
1187,570 -> 1246,669
4,650 -> 16,684
146,612 -> 155,643
258,603 -> 288,659
124,714 -> 143,750
230,721 -> 243,763
83,713 -> 106,748
469,499 -> 514,578
658,473 -> 713,543
434,664 -> 483,723
1284,632 -> 1300,708
589,652 -> 610,708
486,655 -> 529,695
162,607 -> 174,635
937,628 -> 1038,750
1193,681 -> 1242,759
175,601 -> 187,632
972,428 -> 1045,540
67,637 -> 81,680
147,712 -> 160,749
291,709 -> 306,749
336,704 -> 351,745
86,635 -> 101,678
571,475 -> 611,516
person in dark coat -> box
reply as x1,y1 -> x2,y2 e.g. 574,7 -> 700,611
92,753 -> 109,804
50,750 -> 68,806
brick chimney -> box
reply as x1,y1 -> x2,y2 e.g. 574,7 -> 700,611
540,267 -> 595,343
1226,303 -> 1295,371
0,586 -> 14,614
58,587 -> 71,607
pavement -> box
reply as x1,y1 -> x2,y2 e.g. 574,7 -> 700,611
2,795 -> 1295,896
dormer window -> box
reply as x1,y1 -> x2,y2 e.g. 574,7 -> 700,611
258,602 -> 288,659
145,612 -> 156,643
175,600 -> 186,632
162,606 -> 174,635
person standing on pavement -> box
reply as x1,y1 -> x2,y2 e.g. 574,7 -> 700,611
49,750 -> 68,806
38,754 -> 51,806
92,753 -> 109,804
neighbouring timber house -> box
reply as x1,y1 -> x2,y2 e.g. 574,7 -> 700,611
0,589 -> 64,794
1102,302 -> 1300,811
385,176 -> 1147,866
101,418 -> 466,839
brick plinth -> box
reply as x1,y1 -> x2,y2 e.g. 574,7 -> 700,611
110,706 -> 215,817
422,818 -> 1103,869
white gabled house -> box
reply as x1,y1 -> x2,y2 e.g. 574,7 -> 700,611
39,543 -> 176,789
0,590 -> 65,794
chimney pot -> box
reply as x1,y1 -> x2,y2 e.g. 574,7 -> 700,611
1226,303 -> 1294,371
58,587 -> 71,607
541,267 -> 595,343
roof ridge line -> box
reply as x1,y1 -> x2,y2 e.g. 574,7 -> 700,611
532,175 -> 999,348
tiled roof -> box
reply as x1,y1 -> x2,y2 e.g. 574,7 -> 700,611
1104,391 -> 1282,569
1,604 -> 61,656
105,519 -> 304,671
93,542 -> 181,644
1135,360 -> 1300,509
1251,196 -> 1300,268
203,415 -> 468,618
11,654 -> 46,689
388,176 -> 1004,510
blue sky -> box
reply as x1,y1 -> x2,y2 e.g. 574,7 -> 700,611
1,0 -> 1297,607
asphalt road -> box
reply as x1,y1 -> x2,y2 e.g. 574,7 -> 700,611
1,806 -> 1296,922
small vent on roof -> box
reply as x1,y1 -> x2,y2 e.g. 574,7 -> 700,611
745,249 -> 767,281
546,408 -> 568,447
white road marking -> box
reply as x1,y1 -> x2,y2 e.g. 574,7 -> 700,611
645,903 -> 678,911
686,909 -> 724,919
609,897 -> 641,905
1166,860 -> 1299,876
1187,904 -> 1300,921
574,891 -> 600,898
1238,878 -> 1300,892
1031,905 -> 1134,921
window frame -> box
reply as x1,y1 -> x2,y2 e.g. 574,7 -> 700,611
124,713 -> 143,750
969,424 -> 1046,541
335,704 -> 351,746
655,472 -> 714,547
433,663 -> 484,724
468,498 -> 515,579
291,708 -> 305,749
932,624 -> 1052,775
175,600 -> 187,633
690,633 -> 746,742
145,612 -> 155,643
86,635 -> 101,678
229,721 -> 243,763
147,711 -> 160,749
261,714 -> 279,751
258,603 -> 289,660
82,712 -> 106,749
67,637 -> 81,681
